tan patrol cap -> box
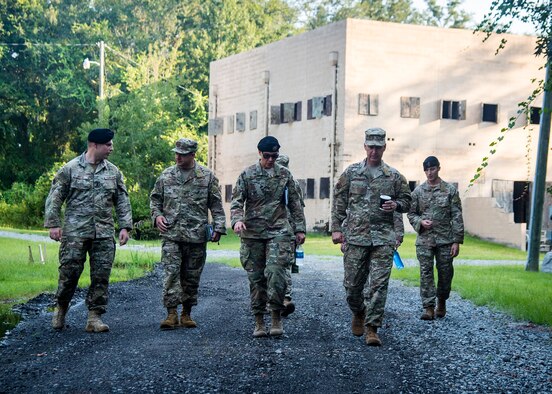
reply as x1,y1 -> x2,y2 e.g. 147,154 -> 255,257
172,138 -> 198,155
364,128 -> 386,146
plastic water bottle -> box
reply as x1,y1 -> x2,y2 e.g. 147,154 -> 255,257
393,250 -> 404,270
295,244 -> 304,262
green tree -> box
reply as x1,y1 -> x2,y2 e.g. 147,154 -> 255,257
475,0 -> 551,271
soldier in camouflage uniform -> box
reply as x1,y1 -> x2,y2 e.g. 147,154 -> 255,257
407,156 -> 464,320
275,154 -> 305,318
45,128 -> 133,333
150,138 -> 226,330
231,137 -> 306,338
331,128 -> 411,346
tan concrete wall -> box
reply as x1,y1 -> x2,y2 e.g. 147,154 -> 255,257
464,197 -> 526,249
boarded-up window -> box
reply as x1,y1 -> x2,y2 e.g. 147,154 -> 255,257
324,95 -> 332,116
226,115 -> 235,133
297,179 -> 307,197
236,112 -> 245,132
319,177 -> 330,199
306,178 -> 315,199
281,103 -> 295,123
308,96 -> 329,119
530,107 -> 541,124
441,100 -> 466,120
482,103 -> 498,123
270,106 -> 281,124
208,117 -> 224,136
250,110 -> 257,130
225,185 -> 233,203
400,96 -> 421,118
358,93 -> 378,116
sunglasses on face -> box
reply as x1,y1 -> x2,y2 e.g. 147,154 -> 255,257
262,152 -> 279,160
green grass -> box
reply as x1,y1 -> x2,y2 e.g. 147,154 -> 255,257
391,265 -> 552,326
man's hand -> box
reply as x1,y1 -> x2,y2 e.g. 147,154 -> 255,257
332,231 -> 344,244
155,216 -> 169,233
295,232 -> 306,245
450,242 -> 460,258
233,221 -> 246,235
119,229 -> 130,246
49,227 -> 62,242
395,236 -> 403,248
420,219 -> 433,230
211,231 -> 222,243
381,200 -> 398,213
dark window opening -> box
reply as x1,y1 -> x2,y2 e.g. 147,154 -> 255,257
442,100 -> 466,120
513,181 -> 530,224
225,185 -> 233,203
482,103 -> 498,123
319,177 -> 330,199
530,107 -> 541,124
306,178 -> 315,199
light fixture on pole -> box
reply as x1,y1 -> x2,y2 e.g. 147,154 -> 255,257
82,41 -> 105,100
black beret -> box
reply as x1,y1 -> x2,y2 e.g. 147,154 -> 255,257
423,156 -> 440,170
257,136 -> 280,152
88,128 -> 114,144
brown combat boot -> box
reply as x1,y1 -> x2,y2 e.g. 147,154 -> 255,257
52,304 -> 69,330
281,298 -> 295,317
253,314 -> 268,338
180,306 -> 197,328
435,298 -> 447,318
351,310 -> 365,337
85,310 -> 109,333
420,307 -> 435,321
270,310 -> 284,336
365,326 -> 382,346
160,307 -> 179,330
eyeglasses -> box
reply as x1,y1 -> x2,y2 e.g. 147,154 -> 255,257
262,152 -> 279,160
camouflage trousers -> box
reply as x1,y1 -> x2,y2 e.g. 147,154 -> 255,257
417,245 -> 454,308
284,240 -> 296,300
343,243 -> 394,328
240,237 -> 293,315
161,239 -> 207,309
56,236 -> 115,314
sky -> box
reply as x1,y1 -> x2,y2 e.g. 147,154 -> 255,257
412,0 -> 536,35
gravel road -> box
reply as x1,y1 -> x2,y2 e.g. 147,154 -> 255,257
0,245 -> 550,393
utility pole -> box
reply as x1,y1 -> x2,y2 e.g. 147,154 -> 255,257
526,44 -> 552,272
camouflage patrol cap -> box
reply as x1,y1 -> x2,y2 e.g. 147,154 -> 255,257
364,127 -> 386,147
172,138 -> 198,155
276,154 -> 289,168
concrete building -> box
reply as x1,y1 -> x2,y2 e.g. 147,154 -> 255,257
208,18 -> 552,250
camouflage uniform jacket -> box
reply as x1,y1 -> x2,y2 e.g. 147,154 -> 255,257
331,160 -> 411,246
407,180 -> 464,247
44,153 -> 133,238
150,163 -> 226,243
230,162 -> 306,239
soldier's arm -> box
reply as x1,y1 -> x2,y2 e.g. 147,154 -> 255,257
208,174 -> 227,235
331,171 -> 350,233
287,175 -> 306,234
149,176 -> 165,226
394,173 -> 412,214
450,187 -> 464,244
114,171 -> 133,231
407,188 -> 423,233
230,173 -> 247,230
44,166 -> 71,229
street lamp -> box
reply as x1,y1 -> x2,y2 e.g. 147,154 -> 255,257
82,41 -> 105,100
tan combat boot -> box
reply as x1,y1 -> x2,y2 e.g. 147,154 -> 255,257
420,307 -> 435,321
435,298 -> 447,318
52,304 -> 69,330
365,326 -> 382,346
160,307 -> 179,330
253,314 -> 268,338
281,298 -> 295,317
269,310 -> 284,336
180,306 -> 197,328
351,310 -> 365,337
85,310 -> 110,333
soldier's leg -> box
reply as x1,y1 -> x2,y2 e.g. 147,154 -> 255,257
161,239 -> 184,309
265,237 -> 292,312
364,245 -> 394,328
240,238 -> 268,315
343,244 -> 370,314
435,244 -> 454,301
56,237 -> 90,307
87,238 -> 116,313
417,246 -> 437,308
180,242 -> 207,308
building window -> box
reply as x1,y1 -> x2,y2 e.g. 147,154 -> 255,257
236,112 -> 246,132
441,100 -> 466,120
513,181 -> 530,223
226,115 -> 235,133
306,178 -> 315,199
250,111 -> 257,130
208,117 -> 224,136
307,95 -> 332,119
225,185 -> 233,203
273,102 -> 302,124
530,107 -> 541,124
319,177 -> 330,199
358,93 -> 378,116
270,106 -> 280,125
297,179 -> 307,197
400,97 -> 421,118
482,103 -> 499,123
